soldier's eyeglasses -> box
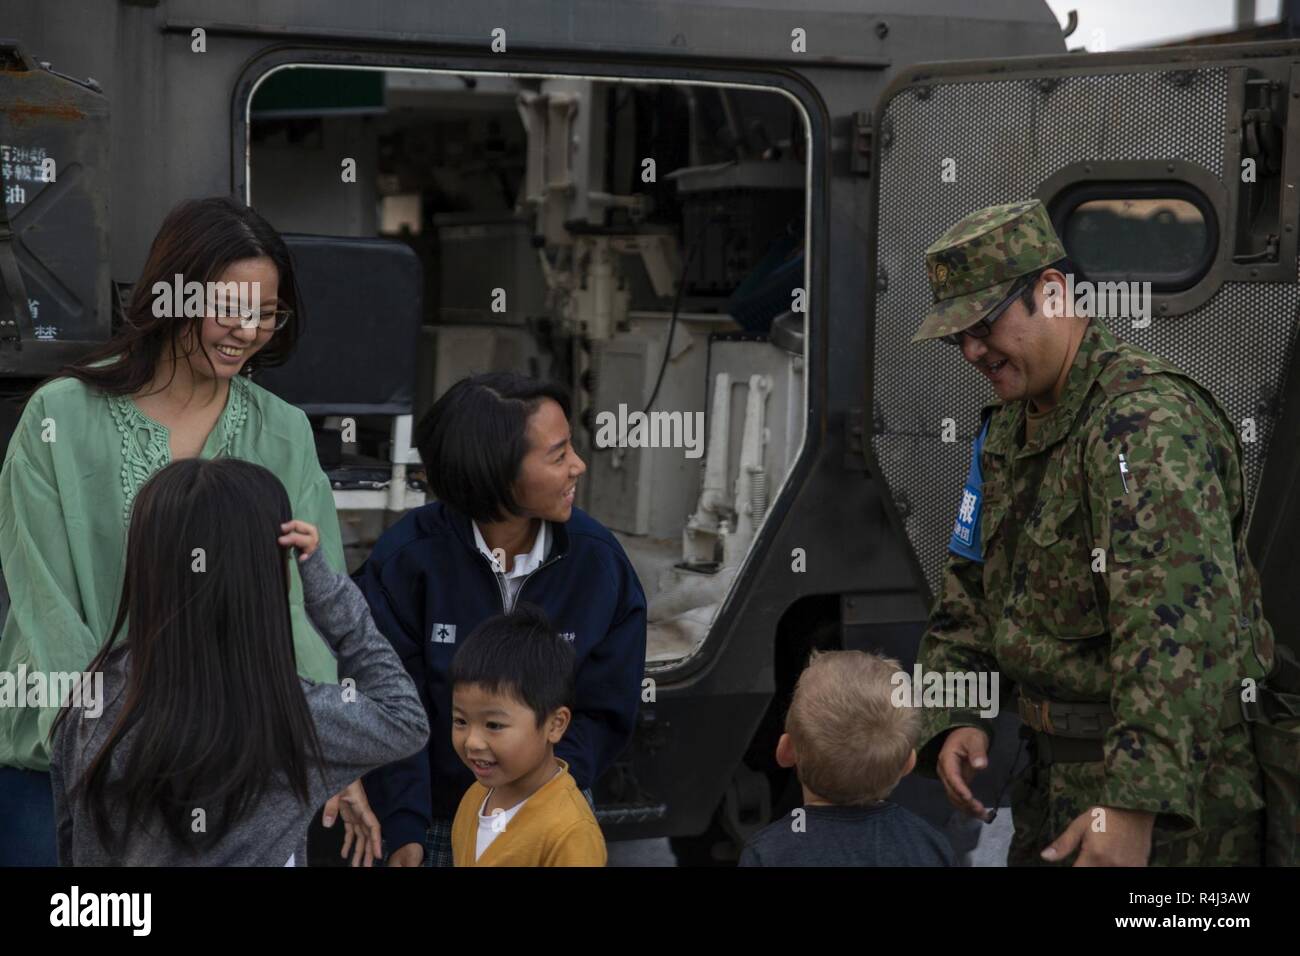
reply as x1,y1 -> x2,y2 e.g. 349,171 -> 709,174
941,277 -> 1029,348
212,307 -> 294,333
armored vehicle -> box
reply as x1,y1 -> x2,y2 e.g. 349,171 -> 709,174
4,0 -> 1298,862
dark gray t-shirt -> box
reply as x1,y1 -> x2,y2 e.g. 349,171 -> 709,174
49,549 -> 430,866
738,801 -> 954,867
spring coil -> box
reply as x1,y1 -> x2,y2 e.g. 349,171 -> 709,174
749,468 -> 768,523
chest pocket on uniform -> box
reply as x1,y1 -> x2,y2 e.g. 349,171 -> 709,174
977,477 -> 1009,562
1015,494 -> 1107,639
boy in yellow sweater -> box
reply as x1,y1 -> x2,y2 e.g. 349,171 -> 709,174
449,605 -> 607,866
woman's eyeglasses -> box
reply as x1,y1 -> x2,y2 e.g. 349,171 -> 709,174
212,306 -> 294,333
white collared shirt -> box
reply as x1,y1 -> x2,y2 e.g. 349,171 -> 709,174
474,762 -> 564,860
475,791 -> 527,861
472,520 -> 550,611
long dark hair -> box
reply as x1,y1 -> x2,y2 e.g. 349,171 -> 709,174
53,458 -> 326,855
59,196 -> 303,397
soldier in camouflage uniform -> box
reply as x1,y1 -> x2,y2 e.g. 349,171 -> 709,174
911,200 -> 1275,866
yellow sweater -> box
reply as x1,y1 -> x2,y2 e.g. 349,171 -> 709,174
451,759 -> 607,867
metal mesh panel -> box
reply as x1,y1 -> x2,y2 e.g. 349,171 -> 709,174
872,67 -> 1300,596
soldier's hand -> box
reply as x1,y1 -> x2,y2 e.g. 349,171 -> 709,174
936,726 -> 991,819
1041,806 -> 1154,866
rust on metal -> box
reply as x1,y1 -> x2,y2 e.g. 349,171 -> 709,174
5,98 -> 86,126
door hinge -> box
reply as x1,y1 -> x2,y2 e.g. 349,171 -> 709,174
843,407 -> 868,472
852,110 -> 873,177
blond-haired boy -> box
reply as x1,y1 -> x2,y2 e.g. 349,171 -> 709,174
739,650 -> 953,866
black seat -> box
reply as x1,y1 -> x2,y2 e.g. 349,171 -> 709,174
255,234 -> 423,418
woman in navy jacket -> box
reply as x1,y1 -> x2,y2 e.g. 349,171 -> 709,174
354,372 -> 648,867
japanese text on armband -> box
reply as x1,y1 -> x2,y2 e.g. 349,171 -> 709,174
948,418 -> 990,563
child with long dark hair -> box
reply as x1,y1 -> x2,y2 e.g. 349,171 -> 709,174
48,458 -> 429,865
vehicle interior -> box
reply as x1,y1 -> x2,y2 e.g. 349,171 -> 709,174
245,65 -> 812,671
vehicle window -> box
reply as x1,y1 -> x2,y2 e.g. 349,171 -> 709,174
1058,192 -> 1213,288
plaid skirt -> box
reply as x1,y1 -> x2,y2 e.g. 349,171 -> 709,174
420,818 -> 455,868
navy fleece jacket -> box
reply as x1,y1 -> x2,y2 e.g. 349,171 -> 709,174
353,503 -> 647,851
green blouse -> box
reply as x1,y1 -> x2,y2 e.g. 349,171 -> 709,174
0,373 -> 344,770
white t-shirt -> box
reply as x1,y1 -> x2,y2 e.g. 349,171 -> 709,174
472,521 -> 550,611
475,791 -> 529,861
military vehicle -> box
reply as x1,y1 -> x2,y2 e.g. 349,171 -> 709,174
4,0 -> 1299,863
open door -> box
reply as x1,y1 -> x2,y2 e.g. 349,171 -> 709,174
866,40 -> 1300,649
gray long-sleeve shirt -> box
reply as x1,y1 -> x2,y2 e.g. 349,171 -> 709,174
49,549 -> 430,866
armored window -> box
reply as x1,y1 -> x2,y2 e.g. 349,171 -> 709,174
1051,183 -> 1217,292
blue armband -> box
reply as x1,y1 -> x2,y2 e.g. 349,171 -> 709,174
948,418 -> 991,563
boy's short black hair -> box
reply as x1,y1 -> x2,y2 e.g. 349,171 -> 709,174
448,604 -> 576,726
415,372 -> 572,523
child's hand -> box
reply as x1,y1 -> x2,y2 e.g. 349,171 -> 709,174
279,519 -> 320,562
388,842 -> 425,867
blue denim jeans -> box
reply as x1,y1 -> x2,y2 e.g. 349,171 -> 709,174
0,767 -> 58,866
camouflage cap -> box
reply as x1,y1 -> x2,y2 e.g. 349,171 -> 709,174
910,199 -> 1067,343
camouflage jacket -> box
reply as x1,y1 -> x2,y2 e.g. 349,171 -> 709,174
916,320 -> 1274,848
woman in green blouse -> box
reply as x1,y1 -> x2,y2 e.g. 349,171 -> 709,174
0,197 -> 373,865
